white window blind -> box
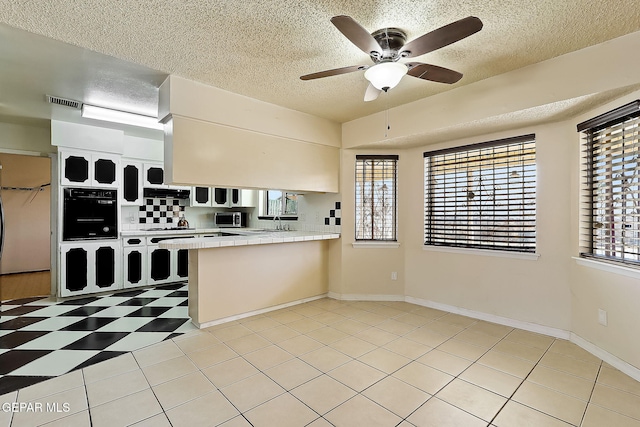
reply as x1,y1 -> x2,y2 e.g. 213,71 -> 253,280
424,135 -> 536,252
577,100 -> 640,266
355,155 -> 398,241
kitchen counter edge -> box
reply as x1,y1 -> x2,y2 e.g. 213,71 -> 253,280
158,231 -> 340,249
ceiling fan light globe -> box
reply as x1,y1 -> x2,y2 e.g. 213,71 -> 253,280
364,62 -> 408,91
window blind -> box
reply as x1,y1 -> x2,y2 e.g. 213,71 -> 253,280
578,101 -> 640,265
355,155 -> 398,241
424,135 -> 536,252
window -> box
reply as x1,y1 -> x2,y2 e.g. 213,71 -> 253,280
577,100 -> 640,266
424,135 -> 536,252
265,190 -> 298,217
355,155 -> 398,241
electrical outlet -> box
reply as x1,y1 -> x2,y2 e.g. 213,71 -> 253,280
391,272 -> 397,280
598,309 -> 608,326
315,211 -> 320,222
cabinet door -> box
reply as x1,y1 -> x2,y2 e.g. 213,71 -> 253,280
143,163 -> 166,188
190,186 -> 212,207
175,249 -> 189,281
92,153 -> 120,188
123,246 -> 147,288
212,188 -> 228,207
229,189 -> 241,207
60,242 -> 121,297
60,245 -> 90,296
239,189 -> 257,207
122,161 -> 143,205
60,150 -> 120,188
61,152 -> 91,186
94,245 -> 117,290
147,246 -> 172,284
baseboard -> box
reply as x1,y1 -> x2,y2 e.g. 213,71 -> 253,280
403,296 -> 640,381
404,296 -> 571,340
196,293 -> 328,329
328,292 -> 405,302
571,333 -> 640,382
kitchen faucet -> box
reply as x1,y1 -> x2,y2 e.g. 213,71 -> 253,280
273,215 -> 282,230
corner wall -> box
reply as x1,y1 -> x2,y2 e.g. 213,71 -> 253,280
569,92 -> 640,370
403,122 -> 573,331
336,91 -> 640,374
329,149 -> 405,299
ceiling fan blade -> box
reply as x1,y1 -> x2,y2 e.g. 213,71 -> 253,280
364,83 -> 381,102
400,16 -> 483,58
407,63 -> 463,84
331,15 -> 383,56
300,65 -> 367,80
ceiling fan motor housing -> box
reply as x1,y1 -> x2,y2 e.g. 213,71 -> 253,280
370,28 -> 407,62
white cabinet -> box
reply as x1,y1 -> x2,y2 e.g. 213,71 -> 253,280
121,160 -> 143,205
60,149 -> 120,188
190,186 -> 212,207
212,188 -> 229,207
143,162 -> 166,188
59,241 -> 122,297
209,188 -> 256,208
240,189 -> 257,207
123,238 -> 147,288
146,236 -> 191,285
143,162 -> 190,191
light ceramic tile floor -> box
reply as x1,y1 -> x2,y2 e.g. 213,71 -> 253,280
2,298 -> 640,426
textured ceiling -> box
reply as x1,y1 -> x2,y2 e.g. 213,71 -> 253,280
1,0 -> 640,124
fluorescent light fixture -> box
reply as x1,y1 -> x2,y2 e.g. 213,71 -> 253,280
81,104 -> 163,130
364,62 -> 408,91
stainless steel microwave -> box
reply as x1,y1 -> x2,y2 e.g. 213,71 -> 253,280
214,212 -> 247,228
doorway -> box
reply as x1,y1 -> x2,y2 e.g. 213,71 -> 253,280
0,153 -> 52,301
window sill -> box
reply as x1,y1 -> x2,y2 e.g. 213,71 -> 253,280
257,216 -> 298,221
423,245 -> 540,260
573,256 -> 640,280
352,241 -> 400,249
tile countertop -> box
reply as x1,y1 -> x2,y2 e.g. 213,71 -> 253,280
158,230 -> 341,249
121,228 -> 222,237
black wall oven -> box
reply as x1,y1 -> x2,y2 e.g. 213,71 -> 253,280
63,188 -> 117,240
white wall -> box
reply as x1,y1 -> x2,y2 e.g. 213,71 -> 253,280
330,149 -> 406,299
335,88 -> 640,374
403,122 -> 573,331
0,121 -> 51,154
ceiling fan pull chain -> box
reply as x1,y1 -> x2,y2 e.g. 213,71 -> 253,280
385,95 -> 390,138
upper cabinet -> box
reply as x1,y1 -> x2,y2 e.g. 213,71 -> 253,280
212,187 -> 228,207
60,149 -> 120,188
191,187 -> 256,208
190,186 -> 212,207
143,162 -> 165,188
143,162 -> 190,190
239,189 -> 257,207
122,160 -> 143,205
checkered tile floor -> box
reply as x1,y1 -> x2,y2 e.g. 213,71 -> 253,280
0,283 -> 196,395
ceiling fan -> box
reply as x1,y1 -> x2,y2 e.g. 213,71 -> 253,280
300,15 -> 483,101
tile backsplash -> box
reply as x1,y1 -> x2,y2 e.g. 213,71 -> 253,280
138,198 -> 186,225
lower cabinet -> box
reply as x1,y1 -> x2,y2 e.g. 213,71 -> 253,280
147,245 -> 189,285
123,245 -> 148,288
60,241 -> 122,297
